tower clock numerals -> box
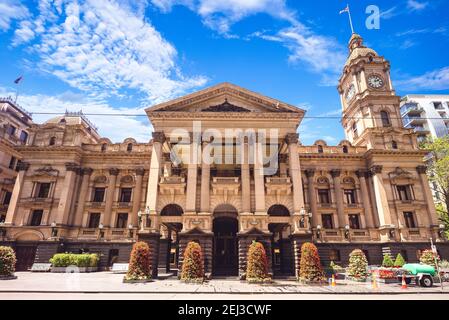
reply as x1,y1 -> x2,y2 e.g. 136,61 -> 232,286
345,84 -> 355,102
367,75 -> 384,89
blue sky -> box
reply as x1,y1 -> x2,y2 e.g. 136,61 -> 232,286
0,0 -> 448,143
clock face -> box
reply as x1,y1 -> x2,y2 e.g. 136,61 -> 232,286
345,84 -> 355,102
367,75 -> 384,88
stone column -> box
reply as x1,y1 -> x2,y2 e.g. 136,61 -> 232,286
417,165 -> 439,226
4,162 -> 29,225
370,165 -> 392,226
73,168 -> 93,227
146,132 -> 165,220
200,141 -> 211,214
104,167 -> 119,227
240,139 -> 251,213
286,133 -> 305,214
356,170 -> 375,228
132,168 -> 145,227
56,162 -> 80,225
331,169 -> 346,229
186,133 -> 199,214
253,135 -> 265,214
305,169 -> 318,227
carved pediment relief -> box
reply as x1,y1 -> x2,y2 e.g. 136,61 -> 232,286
202,99 -> 250,113
34,165 -> 59,177
94,175 -> 107,184
389,167 -> 414,182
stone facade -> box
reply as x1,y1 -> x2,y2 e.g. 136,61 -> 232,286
1,34 -> 448,276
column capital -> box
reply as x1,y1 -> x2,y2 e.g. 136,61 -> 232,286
355,169 -> 369,179
135,168 -> 145,176
16,161 -> 30,172
109,168 -> 120,176
279,154 -> 288,163
330,169 -> 341,178
305,169 -> 315,178
285,133 -> 299,145
416,165 -> 427,174
152,131 -> 165,144
369,165 -> 383,175
82,168 -> 94,176
65,162 -> 80,172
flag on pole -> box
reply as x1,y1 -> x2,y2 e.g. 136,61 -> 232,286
14,76 -> 23,84
339,5 -> 349,14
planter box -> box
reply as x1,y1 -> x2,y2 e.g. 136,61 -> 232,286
0,275 -> 17,280
377,278 -> 398,284
51,266 -> 99,273
247,278 -> 273,284
298,279 -> 328,285
123,278 -> 153,283
180,278 -> 205,284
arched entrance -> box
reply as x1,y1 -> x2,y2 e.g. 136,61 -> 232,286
213,204 -> 238,276
160,204 -> 183,273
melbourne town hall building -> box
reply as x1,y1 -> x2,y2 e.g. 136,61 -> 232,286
0,34 -> 447,277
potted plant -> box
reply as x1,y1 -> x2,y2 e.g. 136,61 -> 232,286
123,242 -> 152,283
180,241 -> 204,283
347,249 -> 368,282
246,241 -> 272,284
298,242 -> 325,284
0,246 -> 17,280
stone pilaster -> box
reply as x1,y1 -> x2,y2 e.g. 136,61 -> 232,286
146,132 -> 165,229
104,167 -> 119,227
416,165 -> 439,226
286,133 -> 305,214
240,139 -> 251,213
200,141 -> 211,213
253,136 -> 266,214
356,170 -> 375,228
4,162 -> 29,225
305,169 -> 318,227
56,162 -> 80,225
330,169 -> 345,229
73,168 -> 93,227
132,168 -> 145,227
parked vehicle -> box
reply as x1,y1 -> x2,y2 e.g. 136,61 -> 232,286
398,263 -> 437,287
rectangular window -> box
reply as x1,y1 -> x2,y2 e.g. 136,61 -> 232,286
318,189 -> 331,204
322,214 -> 334,229
329,249 -> 341,262
88,213 -> 101,228
36,183 -> 51,198
30,210 -> 43,226
93,188 -> 105,202
116,213 -> 128,229
119,188 -> 132,203
0,214 -> 5,223
19,131 -> 28,143
433,102 -> 443,110
344,189 -> 356,204
397,185 -> 413,201
403,212 -> 416,228
2,191 -> 12,205
349,214 -> 361,229
6,125 -> 16,136
8,156 -> 16,170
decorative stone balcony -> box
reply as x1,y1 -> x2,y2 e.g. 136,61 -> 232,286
211,177 -> 240,202
21,197 -> 55,208
159,176 -> 186,197
86,201 -> 105,208
265,176 -> 292,201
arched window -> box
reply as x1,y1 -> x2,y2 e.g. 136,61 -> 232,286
342,146 -> 348,153
127,143 -> 133,152
380,111 -> 391,127
267,205 -> 290,216
392,140 -> 398,149
101,143 -> 107,152
352,122 -> 358,138
160,204 -> 184,216
49,137 -> 56,146
317,145 -> 323,153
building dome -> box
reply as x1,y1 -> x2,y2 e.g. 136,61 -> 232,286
344,33 -> 378,67
44,111 -> 98,132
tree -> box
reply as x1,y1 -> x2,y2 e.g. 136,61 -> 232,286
422,136 -> 449,233
347,249 -> 368,281
419,249 -> 440,267
298,242 -> 324,282
246,241 -> 270,283
394,253 -> 406,267
0,246 -> 16,277
180,241 -> 204,282
382,253 -> 394,268
124,241 -> 152,281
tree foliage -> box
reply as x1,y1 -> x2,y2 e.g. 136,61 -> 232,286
125,241 -> 152,281
382,253 -> 394,268
0,246 -> 16,276
246,241 -> 270,282
347,249 -> 368,280
180,241 -> 204,282
298,242 -> 324,282
394,253 -> 406,267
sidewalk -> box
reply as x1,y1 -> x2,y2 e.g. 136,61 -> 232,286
0,272 -> 448,294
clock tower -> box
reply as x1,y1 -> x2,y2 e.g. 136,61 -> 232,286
338,33 -> 418,150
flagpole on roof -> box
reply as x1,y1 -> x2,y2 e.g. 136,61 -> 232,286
347,4 -> 355,34
13,75 -> 23,104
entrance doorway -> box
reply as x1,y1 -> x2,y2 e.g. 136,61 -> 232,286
15,245 -> 37,271
213,217 -> 238,276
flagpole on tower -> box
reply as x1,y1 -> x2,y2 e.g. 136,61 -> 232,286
340,4 -> 355,34
13,75 -> 23,104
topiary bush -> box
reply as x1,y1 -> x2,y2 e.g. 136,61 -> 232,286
0,246 -> 16,277
298,242 -> 324,282
180,241 -> 204,282
420,249 -> 440,267
347,249 -> 368,281
246,241 -> 271,283
49,253 -> 99,268
124,242 -> 152,281
382,253 -> 394,268
394,253 -> 406,267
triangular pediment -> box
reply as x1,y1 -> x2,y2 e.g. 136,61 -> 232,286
145,82 -> 304,115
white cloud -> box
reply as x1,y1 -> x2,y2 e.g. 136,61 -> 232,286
395,66 -> 449,91
399,39 -> 416,50
0,0 -> 29,31
11,0 -> 207,103
0,87 -> 151,143
407,0 -> 428,11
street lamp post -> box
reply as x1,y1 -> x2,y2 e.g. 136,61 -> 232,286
128,224 -> 134,238
51,221 -> 58,238
0,222 -> 6,240
99,223 -> 104,239
316,224 -> 322,241
344,224 -> 350,240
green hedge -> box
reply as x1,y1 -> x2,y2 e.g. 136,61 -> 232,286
0,246 -> 16,276
50,253 -> 99,268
